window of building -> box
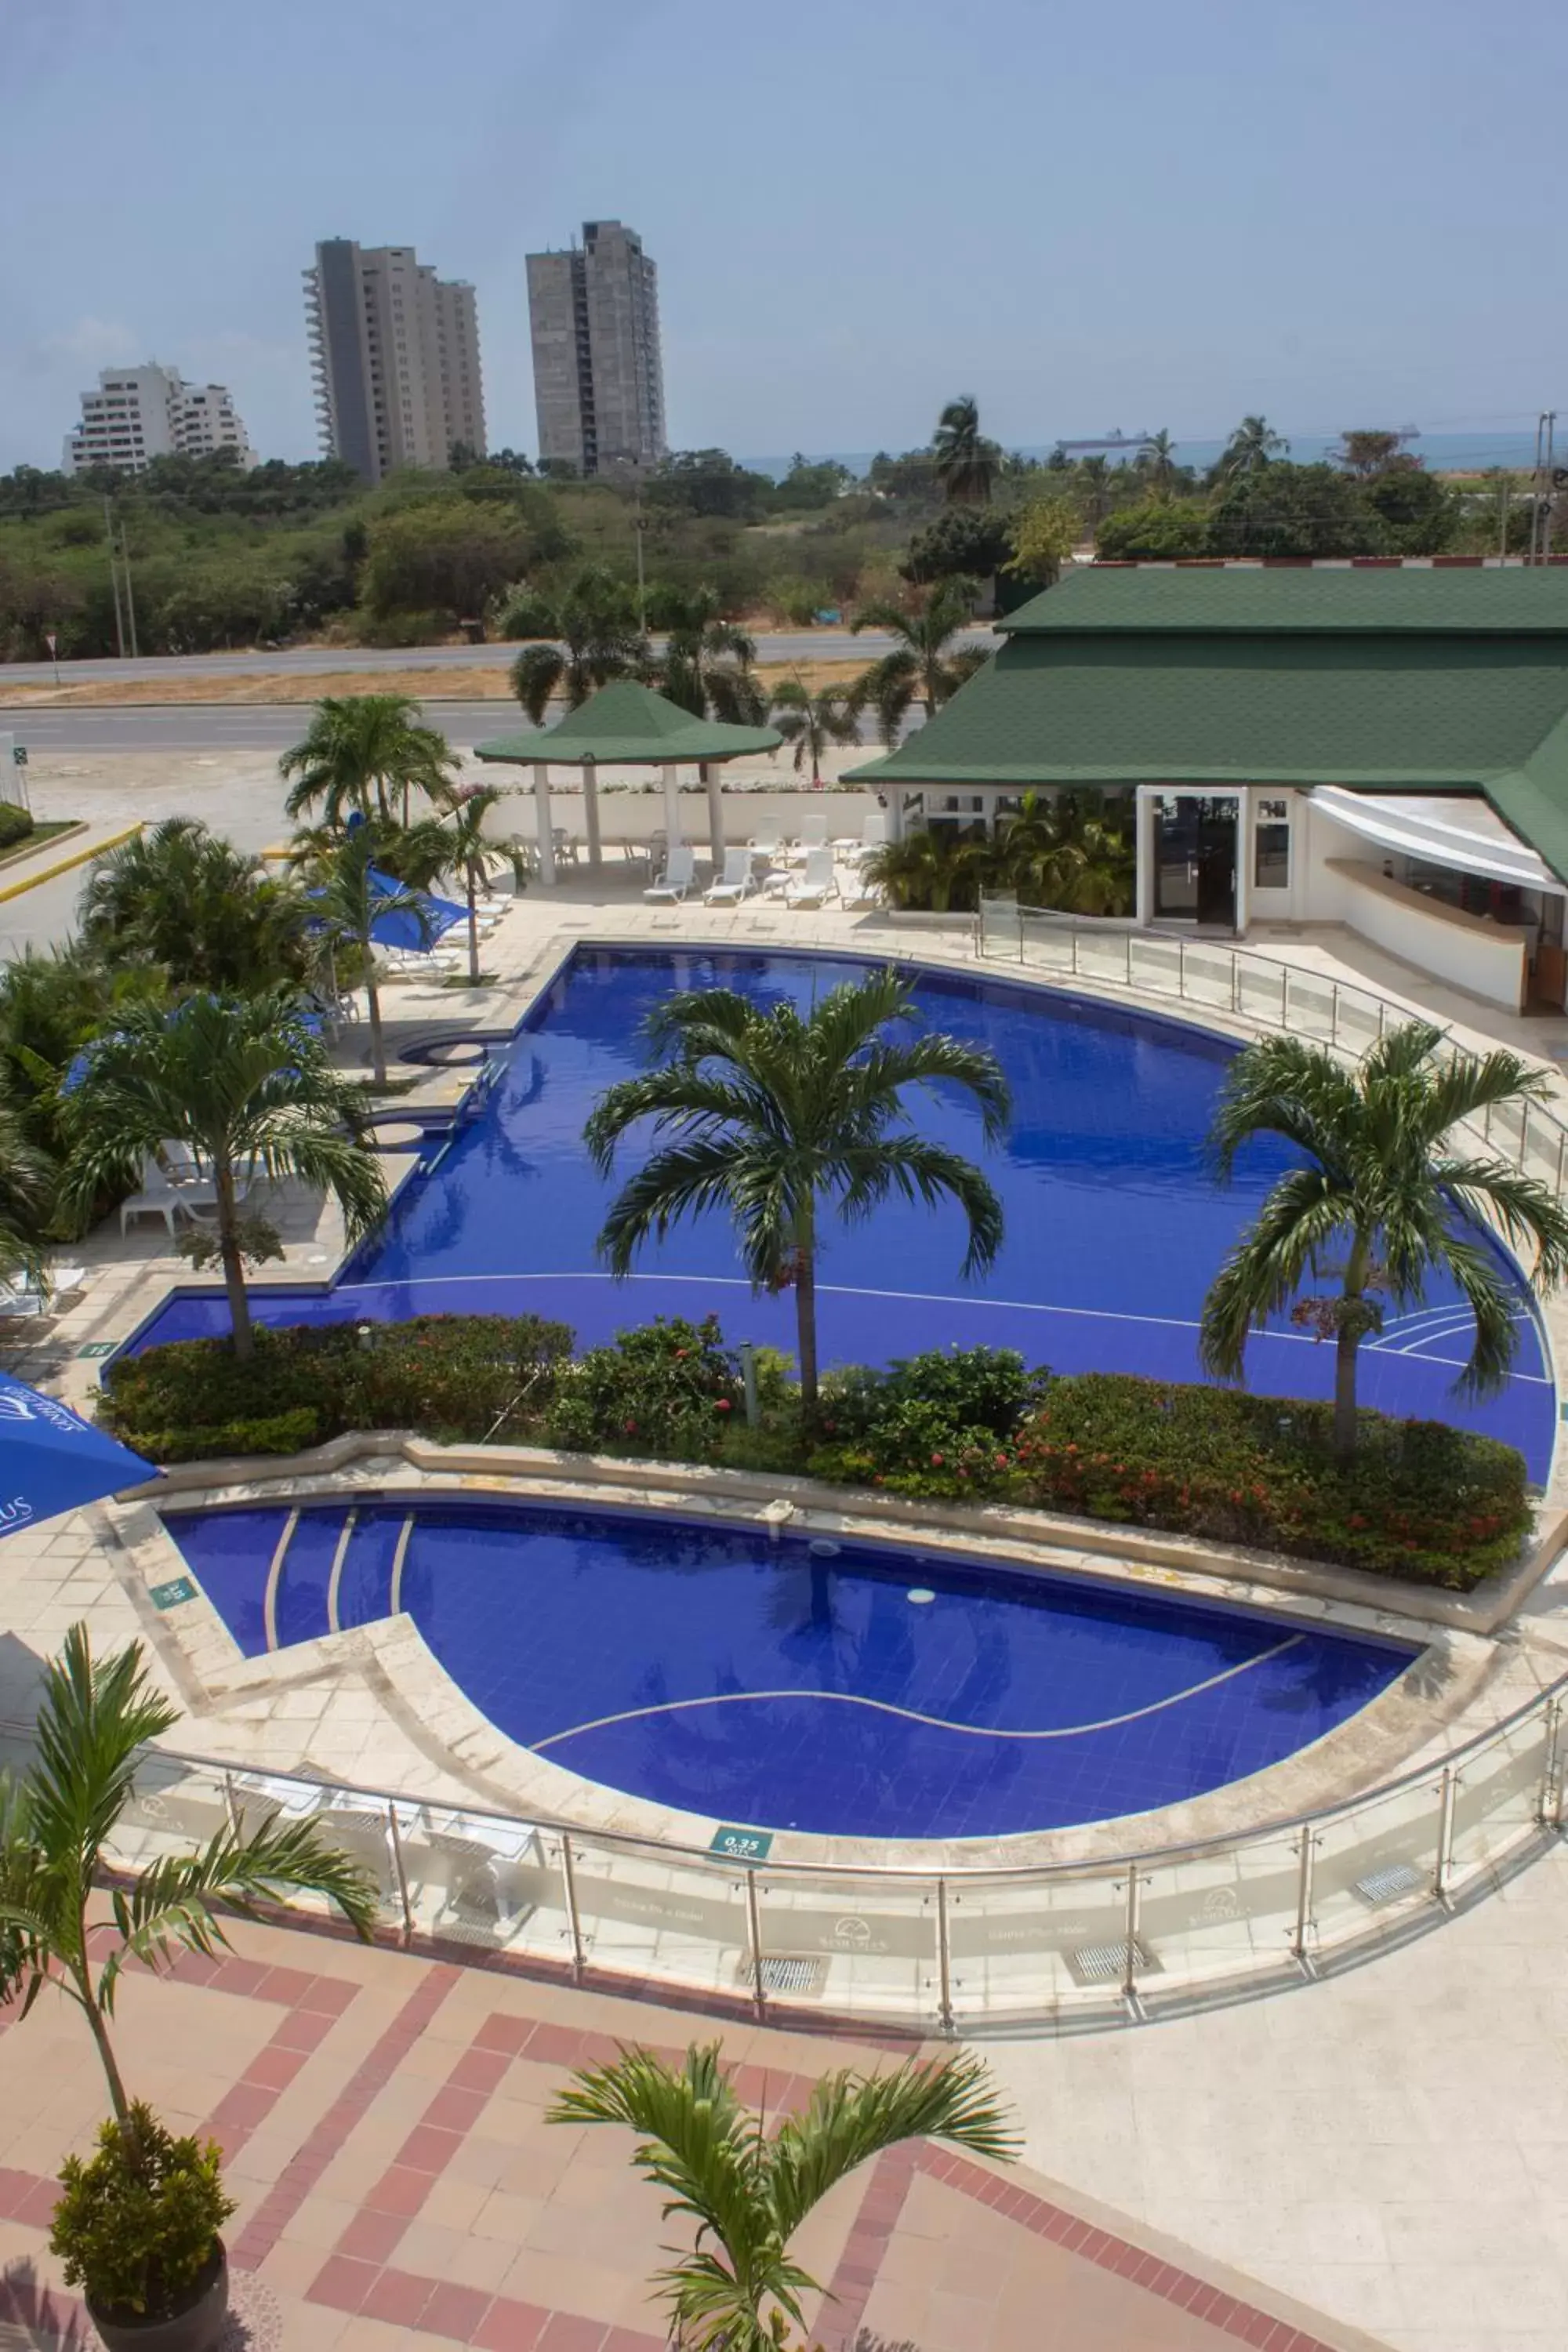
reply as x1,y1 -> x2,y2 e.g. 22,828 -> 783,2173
1254,800 -> 1290,891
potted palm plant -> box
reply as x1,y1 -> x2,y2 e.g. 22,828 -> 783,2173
0,1625 -> 378,2350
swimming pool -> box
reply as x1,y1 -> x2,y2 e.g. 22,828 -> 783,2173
161,1496 -> 1413,1838
126,944 -> 1554,1476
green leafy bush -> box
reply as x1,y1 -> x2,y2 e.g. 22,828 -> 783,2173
0,804 -> 34,850
809,1346 -> 1050,1497
546,1315 -> 743,1461
51,2103 -> 234,2321
101,1314 -> 572,1451
132,1408 -> 323,1464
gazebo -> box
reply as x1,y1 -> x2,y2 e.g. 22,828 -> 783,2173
473,681 -> 781,885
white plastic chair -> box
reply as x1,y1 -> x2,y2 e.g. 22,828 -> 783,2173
121,1156 -> 215,1236
785,810 -> 830,864
644,843 -> 697,903
747,829 -> 784,863
783,846 -> 840,907
840,811 -> 891,864
704,848 -> 756,906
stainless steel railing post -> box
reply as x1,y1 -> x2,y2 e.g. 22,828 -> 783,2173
558,1832 -> 586,1980
1121,1864 -> 1142,2012
1557,1131 -> 1566,1200
935,1878 -> 955,2037
1539,1698 -> 1564,1831
1435,1767 -> 1458,1905
745,1869 -> 768,2021
387,1804 -> 413,1946
1290,1830 -> 1317,1968
1520,1102 -> 1530,1169
1330,984 -> 1340,1048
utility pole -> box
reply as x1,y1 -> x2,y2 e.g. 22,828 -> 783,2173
632,482 -> 648,631
103,495 -> 126,659
1529,412 -> 1557,564
119,525 -> 140,659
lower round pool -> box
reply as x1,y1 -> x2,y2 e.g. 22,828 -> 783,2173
162,1497 -> 1413,1839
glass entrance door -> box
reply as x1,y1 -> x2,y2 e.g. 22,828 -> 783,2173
1153,795 -> 1239,927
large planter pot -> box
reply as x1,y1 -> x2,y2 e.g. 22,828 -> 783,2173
87,2243 -> 228,2352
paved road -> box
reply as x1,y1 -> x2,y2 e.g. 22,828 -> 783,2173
0,627 -> 994,688
0,699 -> 916,756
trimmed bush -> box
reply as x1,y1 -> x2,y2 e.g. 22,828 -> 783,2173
546,1314 -> 743,1461
132,1408 -> 323,1464
51,2103 -> 234,2323
0,804 -> 34,851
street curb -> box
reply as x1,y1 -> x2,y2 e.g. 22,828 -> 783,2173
0,821 -> 140,903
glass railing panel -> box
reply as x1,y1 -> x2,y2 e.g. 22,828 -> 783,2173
750,1870 -> 937,2024
1134,1835 -> 1303,1990
1128,935 -> 1183,996
1281,967 -> 1336,1043
978,897 -> 1022,959
114,1752 -> 238,1868
944,1867 -> 1143,2021
1333,989 -> 1384,1054
1181,945 -> 1236,1011
562,1838 -> 753,1999
1018,913 -> 1075,975
1236,958 -> 1289,1026
1485,1098 -> 1527,1163
1305,1774 -> 1443,1955
399,1809 -> 575,1965
1447,1718 -> 1553,1885
1075,927 -> 1135,985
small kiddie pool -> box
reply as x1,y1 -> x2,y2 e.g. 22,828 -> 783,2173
161,1495 -> 1414,1841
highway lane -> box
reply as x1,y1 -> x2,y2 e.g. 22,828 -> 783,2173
0,626 -> 994,688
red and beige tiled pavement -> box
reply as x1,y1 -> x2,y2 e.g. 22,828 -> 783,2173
0,1919 -> 1387,2352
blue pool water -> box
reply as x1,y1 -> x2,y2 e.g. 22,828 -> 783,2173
126,945 -> 1554,1475
162,1497 -> 1412,1837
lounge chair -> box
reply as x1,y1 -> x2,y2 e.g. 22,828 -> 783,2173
644,843 -> 697,903
838,811 -> 891,863
120,1156 -> 216,1236
784,811 -> 830,864
747,829 -> 785,864
782,846 -> 840,908
704,848 -> 757,906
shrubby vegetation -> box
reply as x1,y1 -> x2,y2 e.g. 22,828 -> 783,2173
100,1319 -> 1532,1588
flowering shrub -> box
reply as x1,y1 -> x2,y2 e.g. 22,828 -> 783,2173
545,1315 -> 744,1461
808,1345 -> 1048,1498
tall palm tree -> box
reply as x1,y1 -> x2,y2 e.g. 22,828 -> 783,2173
280,694 -> 459,828
768,674 -> 859,785
548,2040 -> 1016,2352
584,969 -> 1010,1411
1219,415 -> 1288,480
848,581 -> 988,742
1076,454 -> 1113,527
1200,1022 -> 1568,1461
78,818 -> 309,992
291,817 -> 451,1084
508,568 -> 649,724
933,395 -> 999,505
0,1095 -> 49,1281
1141,428 -> 1178,489
0,1625 -> 376,2122
64,990 -> 386,1359
655,586 -> 768,724
435,786 -> 528,984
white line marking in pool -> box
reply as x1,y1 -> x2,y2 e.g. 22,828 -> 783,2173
262,1508 -> 299,1654
390,1515 -> 414,1617
337,1272 -> 1553,1383
325,1509 -> 357,1637
533,1634 -> 1305,1753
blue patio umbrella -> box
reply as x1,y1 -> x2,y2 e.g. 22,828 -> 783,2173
0,1370 -> 158,1540
365,866 -> 466,954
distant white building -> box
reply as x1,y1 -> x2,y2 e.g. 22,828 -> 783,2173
63,363 -> 258,475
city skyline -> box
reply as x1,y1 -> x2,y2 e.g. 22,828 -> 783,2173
2,0 -> 1565,477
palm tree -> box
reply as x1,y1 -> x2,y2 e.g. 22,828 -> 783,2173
768,674 -> 859,785
1200,1022 -> 1568,1461
291,817 -> 452,1084
279,695 -> 459,829
655,586 -> 768,724
64,989 -> 386,1359
78,818 -> 308,991
848,582 -> 988,742
1076,454 -> 1113,527
1218,415 -> 1288,480
996,791 -> 1135,916
548,2040 -> 1016,2352
933,395 -> 999,505
861,826 -> 996,913
0,1625 -> 376,2123
584,969 -> 1010,1412
0,1095 -> 49,1281
436,786 -> 528,984
1142,428 -> 1178,490
508,568 -> 649,723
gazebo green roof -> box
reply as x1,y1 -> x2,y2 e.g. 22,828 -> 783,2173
473,681 -> 780,767
847,565 -> 1568,883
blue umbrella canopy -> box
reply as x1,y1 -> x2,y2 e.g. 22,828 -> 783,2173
365,867 -> 466,954
0,1371 -> 158,1539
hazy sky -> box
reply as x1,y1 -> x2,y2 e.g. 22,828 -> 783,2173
4,0 -> 1564,474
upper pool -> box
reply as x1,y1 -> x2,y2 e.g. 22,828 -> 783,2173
128,945 -> 1555,1475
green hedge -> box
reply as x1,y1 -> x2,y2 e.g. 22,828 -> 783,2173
0,804 -> 34,851
102,1320 -> 1530,1591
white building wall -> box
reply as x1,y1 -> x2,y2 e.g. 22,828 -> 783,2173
64,363 -> 256,474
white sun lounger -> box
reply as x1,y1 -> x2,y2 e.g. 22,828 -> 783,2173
782,845 -> 839,907
644,843 -> 697,903
704,848 -> 757,906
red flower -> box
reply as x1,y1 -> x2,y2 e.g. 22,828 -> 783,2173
931,1452 -> 944,1467
623,1418 -> 637,1434
715,1398 -> 732,1413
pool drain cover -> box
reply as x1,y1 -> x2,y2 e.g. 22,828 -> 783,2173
1069,1936 -> 1158,1987
1352,1860 -> 1427,1908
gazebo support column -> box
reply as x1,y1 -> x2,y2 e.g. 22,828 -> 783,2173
583,758 -> 602,871
703,761 -> 725,866
662,761 -> 683,846
535,765 -> 557,887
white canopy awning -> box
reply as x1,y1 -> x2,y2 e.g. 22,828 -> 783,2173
1310,787 -> 1564,898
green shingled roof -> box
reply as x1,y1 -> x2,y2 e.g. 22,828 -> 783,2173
474,680 -> 779,766
848,565 -> 1568,884
1000,563 -> 1568,633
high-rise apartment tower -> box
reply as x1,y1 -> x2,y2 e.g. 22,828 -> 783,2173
64,363 -> 257,474
304,239 -> 485,484
526,220 -> 666,475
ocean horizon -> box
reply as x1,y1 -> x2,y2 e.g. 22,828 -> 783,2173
740,429 -> 1548,481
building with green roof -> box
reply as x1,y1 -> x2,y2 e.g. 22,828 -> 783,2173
847,564 -> 1568,1012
